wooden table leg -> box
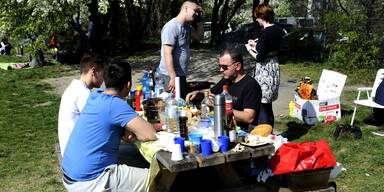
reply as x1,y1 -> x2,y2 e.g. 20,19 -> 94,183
214,163 -> 243,188
150,167 -> 178,192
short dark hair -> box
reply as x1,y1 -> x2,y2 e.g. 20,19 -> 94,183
220,48 -> 244,69
80,52 -> 109,74
254,4 -> 275,23
104,61 -> 132,92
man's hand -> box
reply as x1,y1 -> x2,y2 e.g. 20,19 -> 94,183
186,90 -> 199,103
121,130 -> 136,142
168,77 -> 176,93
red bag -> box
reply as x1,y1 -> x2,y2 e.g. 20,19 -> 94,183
269,139 -> 336,175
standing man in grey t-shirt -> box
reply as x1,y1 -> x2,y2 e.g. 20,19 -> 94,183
158,1 -> 204,99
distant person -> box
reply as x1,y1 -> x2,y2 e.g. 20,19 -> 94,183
372,79 -> 384,125
246,4 -> 284,127
186,48 -> 262,131
158,1 -> 204,99
62,61 -> 157,192
58,52 -> 109,157
1,38 -> 12,55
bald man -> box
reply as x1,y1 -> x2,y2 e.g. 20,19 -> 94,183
157,1 -> 204,99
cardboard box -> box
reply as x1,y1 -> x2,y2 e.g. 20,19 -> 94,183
293,70 -> 347,124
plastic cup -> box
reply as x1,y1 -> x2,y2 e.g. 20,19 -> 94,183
188,134 -> 202,153
200,119 -> 211,128
201,139 -> 212,156
218,136 -> 229,152
174,137 -> 185,153
171,144 -> 184,161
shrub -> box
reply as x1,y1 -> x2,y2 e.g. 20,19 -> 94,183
325,12 -> 380,71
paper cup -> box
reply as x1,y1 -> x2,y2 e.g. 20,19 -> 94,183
171,144 -> 184,161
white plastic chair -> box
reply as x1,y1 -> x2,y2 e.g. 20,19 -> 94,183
350,69 -> 384,125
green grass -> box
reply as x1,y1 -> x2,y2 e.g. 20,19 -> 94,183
0,65 -> 75,191
278,65 -> 384,191
0,59 -> 383,191
0,55 -> 29,70
280,61 -> 379,86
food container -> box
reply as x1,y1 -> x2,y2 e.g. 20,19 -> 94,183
286,168 -> 332,192
142,98 -> 165,123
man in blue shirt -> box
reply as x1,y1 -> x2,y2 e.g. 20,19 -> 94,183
62,62 -> 157,191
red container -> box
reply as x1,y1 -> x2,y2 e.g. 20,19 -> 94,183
136,86 -> 143,111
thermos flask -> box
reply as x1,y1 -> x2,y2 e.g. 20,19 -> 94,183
214,94 -> 225,138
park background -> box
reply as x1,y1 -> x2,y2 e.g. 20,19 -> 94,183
0,0 -> 384,191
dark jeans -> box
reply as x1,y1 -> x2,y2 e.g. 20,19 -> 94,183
258,103 -> 274,127
159,74 -> 187,99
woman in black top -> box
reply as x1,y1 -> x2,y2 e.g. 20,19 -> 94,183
246,4 -> 284,127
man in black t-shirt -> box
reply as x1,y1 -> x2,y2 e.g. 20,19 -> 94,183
186,48 -> 262,131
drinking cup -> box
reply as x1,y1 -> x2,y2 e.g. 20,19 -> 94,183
171,144 -> 183,161
174,137 -> 185,153
201,139 -> 212,156
188,134 -> 202,153
218,136 -> 229,152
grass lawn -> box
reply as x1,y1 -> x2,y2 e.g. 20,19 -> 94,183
0,58 -> 383,191
0,55 -> 29,70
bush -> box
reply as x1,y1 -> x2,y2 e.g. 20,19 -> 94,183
325,13 -> 380,71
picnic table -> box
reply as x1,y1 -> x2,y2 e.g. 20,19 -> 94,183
135,138 -> 275,192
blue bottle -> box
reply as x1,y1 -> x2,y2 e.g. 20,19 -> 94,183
141,72 -> 152,100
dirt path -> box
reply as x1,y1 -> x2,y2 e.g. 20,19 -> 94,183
43,49 -> 303,120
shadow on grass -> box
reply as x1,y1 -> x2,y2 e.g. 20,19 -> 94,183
279,121 -> 312,141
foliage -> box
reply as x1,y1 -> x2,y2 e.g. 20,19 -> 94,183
325,12 -> 381,72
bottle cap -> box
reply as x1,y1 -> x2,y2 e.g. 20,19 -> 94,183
223,85 -> 228,90
136,86 -> 142,90
144,72 -> 148,77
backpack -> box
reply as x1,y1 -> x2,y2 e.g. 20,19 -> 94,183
298,77 -> 318,100
302,101 -> 318,125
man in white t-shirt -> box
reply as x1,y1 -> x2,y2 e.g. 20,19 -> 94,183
58,52 -> 109,156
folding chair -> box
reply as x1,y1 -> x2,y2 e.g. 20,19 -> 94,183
350,69 -> 384,125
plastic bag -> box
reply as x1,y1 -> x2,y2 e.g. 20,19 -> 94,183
269,139 -> 336,175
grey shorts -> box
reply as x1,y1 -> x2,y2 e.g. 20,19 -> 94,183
63,164 -> 149,192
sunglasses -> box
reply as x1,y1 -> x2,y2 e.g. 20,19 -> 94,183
219,61 -> 238,70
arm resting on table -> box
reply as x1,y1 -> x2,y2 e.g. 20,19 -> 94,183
125,116 -> 157,141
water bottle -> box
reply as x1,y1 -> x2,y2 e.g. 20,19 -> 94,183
141,72 -> 151,100
154,68 -> 164,97
155,78 -> 165,98
165,93 -> 179,136
200,91 -> 210,119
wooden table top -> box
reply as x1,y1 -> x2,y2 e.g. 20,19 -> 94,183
156,143 -> 274,173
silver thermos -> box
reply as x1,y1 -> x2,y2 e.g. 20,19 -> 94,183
214,94 -> 225,138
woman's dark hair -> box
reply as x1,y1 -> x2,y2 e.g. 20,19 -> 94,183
104,61 -> 132,92
220,48 -> 244,69
254,4 -> 275,23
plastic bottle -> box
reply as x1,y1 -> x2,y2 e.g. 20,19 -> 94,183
165,93 -> 179,136
154,68 -> 165,97
200,91 -> 210,119
222,85 -> 237,147
155,78 -> 165,98
289,101 -> 294,117
135,86 -> 143,111
141,72 -> 152,100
